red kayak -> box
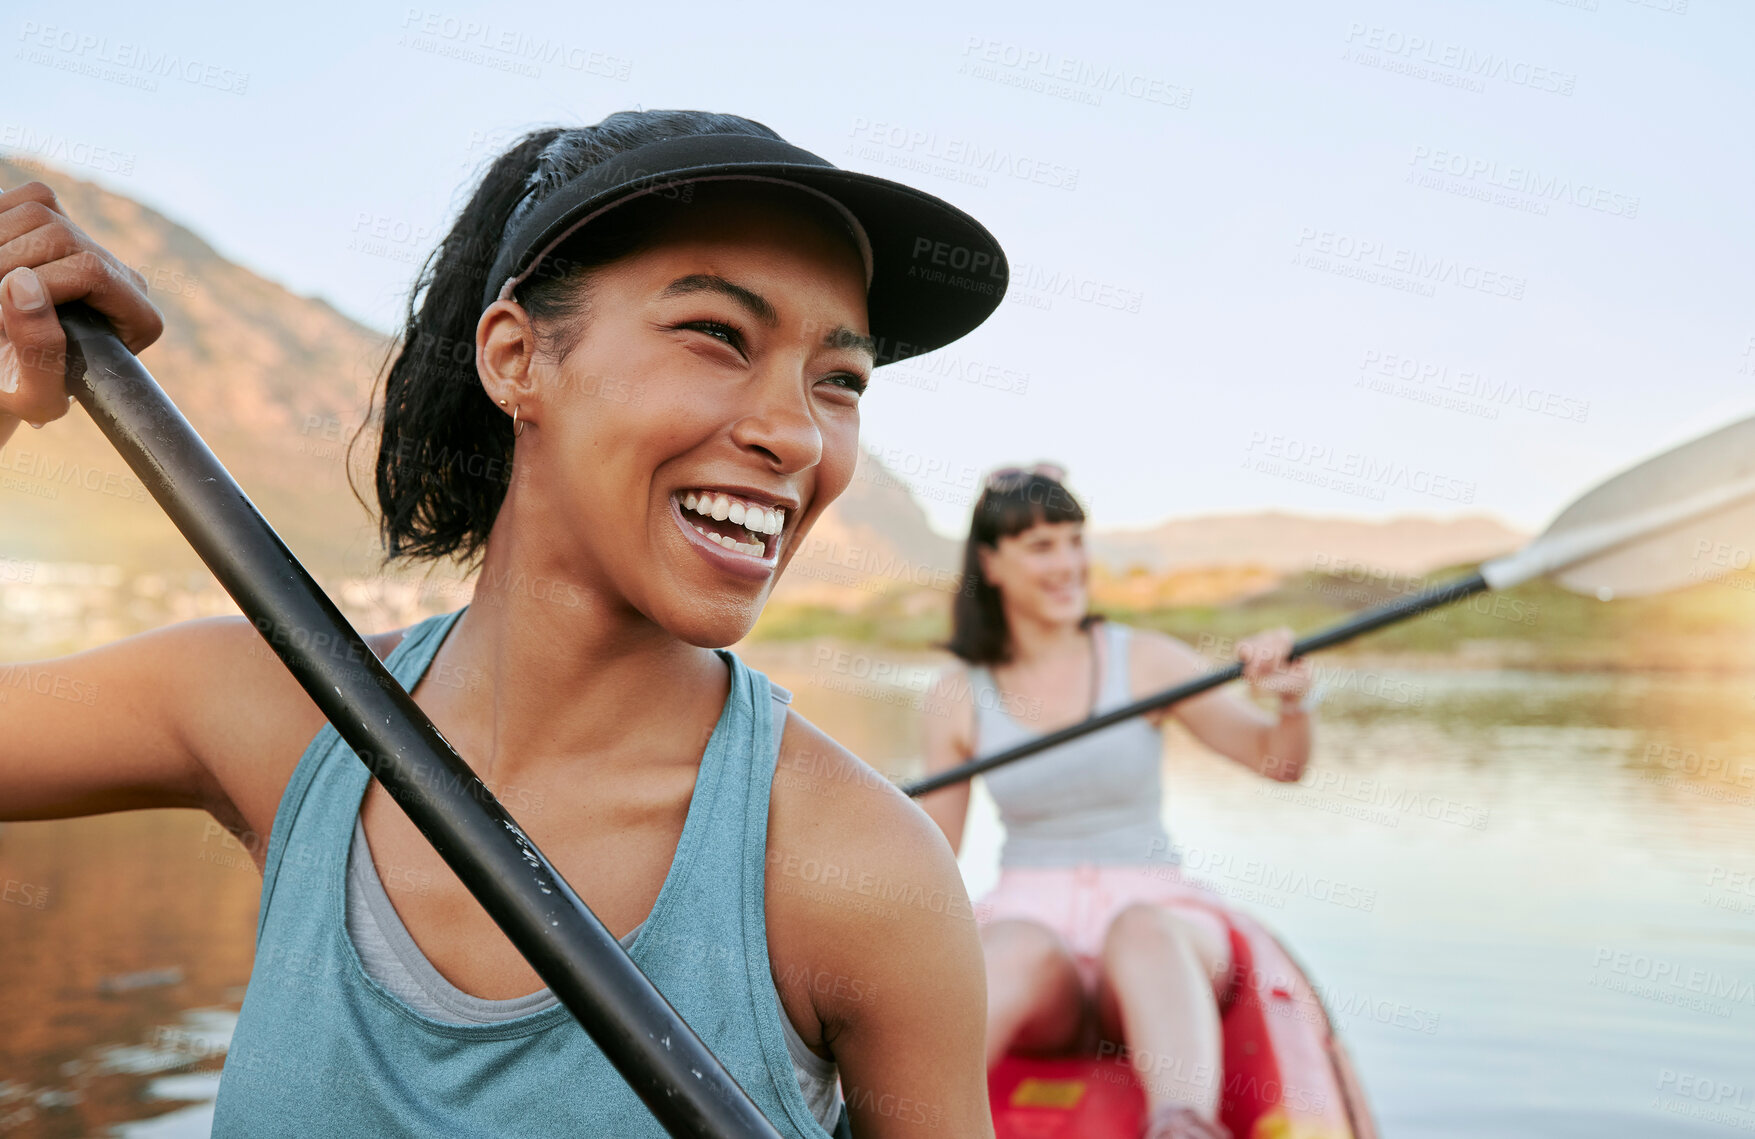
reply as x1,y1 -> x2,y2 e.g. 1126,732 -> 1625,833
990,906 -> 1377,1139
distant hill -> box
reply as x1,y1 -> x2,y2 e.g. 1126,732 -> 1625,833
1090,511 -> 1526,578
770,448 -> 960,606
0,155 -> 389,577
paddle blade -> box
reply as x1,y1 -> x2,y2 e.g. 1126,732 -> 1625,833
1554,495 -> 1755,599
1482,415 -> 1755,598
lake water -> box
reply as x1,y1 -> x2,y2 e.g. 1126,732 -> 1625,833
3,654 -> 1753,1137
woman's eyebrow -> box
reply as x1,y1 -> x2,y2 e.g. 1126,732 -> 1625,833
660,273 -> 875,361
660,274 -> 778,327
823,326 -> 876,361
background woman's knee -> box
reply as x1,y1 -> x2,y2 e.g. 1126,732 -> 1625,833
1104,904 -> 1231,981
984,919 -> 1077,977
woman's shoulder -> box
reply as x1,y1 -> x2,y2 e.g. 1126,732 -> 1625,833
173,615 -> 414,859
766,707 -> 969,917
768,709 -> 928,842
764,705 -> 978,1035
1115,622 -> 1211,690
929,655 -> 978,695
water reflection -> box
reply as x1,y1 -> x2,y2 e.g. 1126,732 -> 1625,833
3,653 -> 1753,1136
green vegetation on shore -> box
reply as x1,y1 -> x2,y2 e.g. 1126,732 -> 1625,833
749,563 -> 1755,672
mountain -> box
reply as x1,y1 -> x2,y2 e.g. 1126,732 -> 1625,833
769,448 -> 960,605
0,155 -> 390,577
1090,511 -> 1526,579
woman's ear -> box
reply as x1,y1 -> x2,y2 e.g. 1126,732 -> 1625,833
476,299 -> 538,409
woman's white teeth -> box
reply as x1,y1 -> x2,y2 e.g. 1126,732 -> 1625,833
692,523 -> 765,556
679,489 -> 788,557
679,490 -> 786,536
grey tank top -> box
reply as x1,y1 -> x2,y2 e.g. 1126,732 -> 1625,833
968,622 -> 1176,867
341,689 -> 842,1132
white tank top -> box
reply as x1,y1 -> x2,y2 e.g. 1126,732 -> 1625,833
965,622 -> 1176,868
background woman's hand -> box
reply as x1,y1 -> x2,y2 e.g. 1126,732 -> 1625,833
0,181 -> 163,437
1236,625 -> 1314,705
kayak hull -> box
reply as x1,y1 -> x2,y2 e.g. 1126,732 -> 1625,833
989,906 -> 1376,1139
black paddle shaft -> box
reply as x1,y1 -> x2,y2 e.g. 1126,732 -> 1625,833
55,302 -> 783,1139
903,570 -> 1490,797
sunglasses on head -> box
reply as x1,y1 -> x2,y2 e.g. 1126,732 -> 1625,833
985,462 -> 1067,492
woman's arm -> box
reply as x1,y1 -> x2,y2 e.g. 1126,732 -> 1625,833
0,181 -> 409,842
1132,627 -> 1313,782
1,615 -> 399,862
768,716 -> 993,1138
0,182 -> 236,822
914,664 -> 974,854
0,624 -> 221,821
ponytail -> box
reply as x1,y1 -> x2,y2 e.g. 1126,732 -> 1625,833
353,110 -> 785,569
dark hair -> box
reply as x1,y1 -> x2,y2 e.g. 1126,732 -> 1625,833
945,472 -> 1093,664
352,110 -> 786,569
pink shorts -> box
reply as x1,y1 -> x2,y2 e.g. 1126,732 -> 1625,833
975,863 -> 1231,991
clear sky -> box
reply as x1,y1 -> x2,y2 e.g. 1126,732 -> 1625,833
7,0 -> 1751,536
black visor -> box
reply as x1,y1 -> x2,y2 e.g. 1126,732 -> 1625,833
481,132 -> 1009,367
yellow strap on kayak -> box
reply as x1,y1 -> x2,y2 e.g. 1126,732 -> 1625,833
1008,1078 -> 1087,1109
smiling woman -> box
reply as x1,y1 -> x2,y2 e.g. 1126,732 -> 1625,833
0,109 -> 1008,1137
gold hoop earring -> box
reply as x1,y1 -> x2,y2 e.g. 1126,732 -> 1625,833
512,404 -> 525,438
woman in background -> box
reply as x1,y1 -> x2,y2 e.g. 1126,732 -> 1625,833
918,465 -> 1317,1139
